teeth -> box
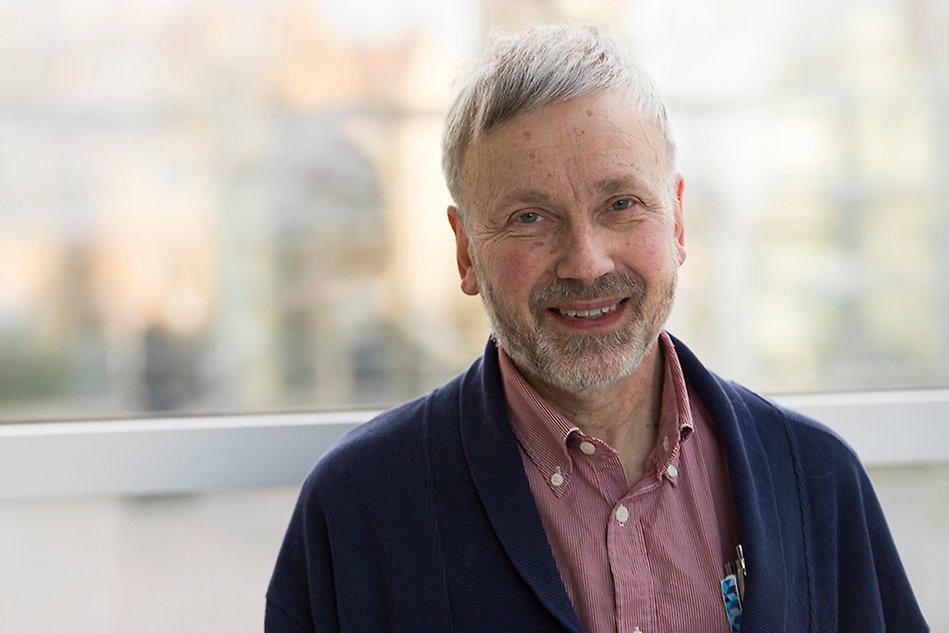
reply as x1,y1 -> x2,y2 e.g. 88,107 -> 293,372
557,303 -> 620,319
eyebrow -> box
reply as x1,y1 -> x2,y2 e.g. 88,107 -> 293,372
592,175 -> 653,195
495,189 -> 557,208
494,175 -> 654,209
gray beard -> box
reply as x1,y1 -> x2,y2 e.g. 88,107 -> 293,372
477,266 -> 677,394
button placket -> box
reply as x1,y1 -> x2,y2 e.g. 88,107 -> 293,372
608,498 -> 654,632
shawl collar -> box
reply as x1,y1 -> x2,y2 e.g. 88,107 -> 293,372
671,335 -> 795,632
457,341 -> 583,633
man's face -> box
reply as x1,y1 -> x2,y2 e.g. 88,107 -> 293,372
449,90 -> 686,394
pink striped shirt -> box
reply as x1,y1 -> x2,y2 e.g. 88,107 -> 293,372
499,332 -> 740,633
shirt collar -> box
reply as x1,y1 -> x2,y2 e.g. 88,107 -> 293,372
499,331 -> 695,492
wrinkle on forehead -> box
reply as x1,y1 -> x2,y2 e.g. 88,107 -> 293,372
467,130 -> 671,217
465,92 -> 670,186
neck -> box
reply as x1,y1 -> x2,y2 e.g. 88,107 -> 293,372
518,341 -> 665,486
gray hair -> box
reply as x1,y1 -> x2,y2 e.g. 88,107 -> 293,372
441,22 -> 676,209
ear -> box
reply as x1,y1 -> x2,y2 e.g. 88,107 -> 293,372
447,205 -> 481,296
672,174 -> 687,265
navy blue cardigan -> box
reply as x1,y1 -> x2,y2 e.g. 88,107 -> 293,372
266,337 -> 928,632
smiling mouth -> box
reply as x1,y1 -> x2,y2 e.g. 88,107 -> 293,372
552,299 -> 627,319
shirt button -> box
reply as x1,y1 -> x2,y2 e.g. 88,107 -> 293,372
615,504 -> 630,524
666,464 -> 678,478
579,441 -> 596,455
550,472 -> 565,487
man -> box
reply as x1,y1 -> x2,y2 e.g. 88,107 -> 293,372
266,23 -> 928,633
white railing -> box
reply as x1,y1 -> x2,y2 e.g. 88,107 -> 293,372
1,390 -> 948,500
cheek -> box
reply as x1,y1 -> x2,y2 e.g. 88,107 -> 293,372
617,229 -> 679,278
482,241 -> 552,298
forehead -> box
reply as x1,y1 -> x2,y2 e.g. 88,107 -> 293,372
460,91 -> 670,204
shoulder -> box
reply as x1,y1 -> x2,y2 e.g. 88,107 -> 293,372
306,398 -> 429,495
268,371 -> 478,632
726,380 -> 863,471
671,335 -> 863,474
296,362 -> 478,508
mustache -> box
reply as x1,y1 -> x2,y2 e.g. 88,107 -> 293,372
529,271 -> 645,308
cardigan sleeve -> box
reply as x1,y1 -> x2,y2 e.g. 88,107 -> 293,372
265,395 -> 456,633
265,476 -> 338,633
788,412 -> 929,632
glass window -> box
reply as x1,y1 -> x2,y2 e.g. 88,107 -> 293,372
2,0 -> 947,422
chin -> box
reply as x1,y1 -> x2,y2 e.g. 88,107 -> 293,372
505,330 -> 657,394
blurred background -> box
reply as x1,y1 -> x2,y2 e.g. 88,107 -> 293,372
0,0 -> 946,630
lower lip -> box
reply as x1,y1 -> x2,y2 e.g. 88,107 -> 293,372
547,299 -> 629,332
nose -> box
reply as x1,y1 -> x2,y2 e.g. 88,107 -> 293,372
554,221 -> 615,283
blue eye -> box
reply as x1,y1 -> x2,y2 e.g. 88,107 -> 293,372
610,198 -> 635,211
517,211 -> 542,224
